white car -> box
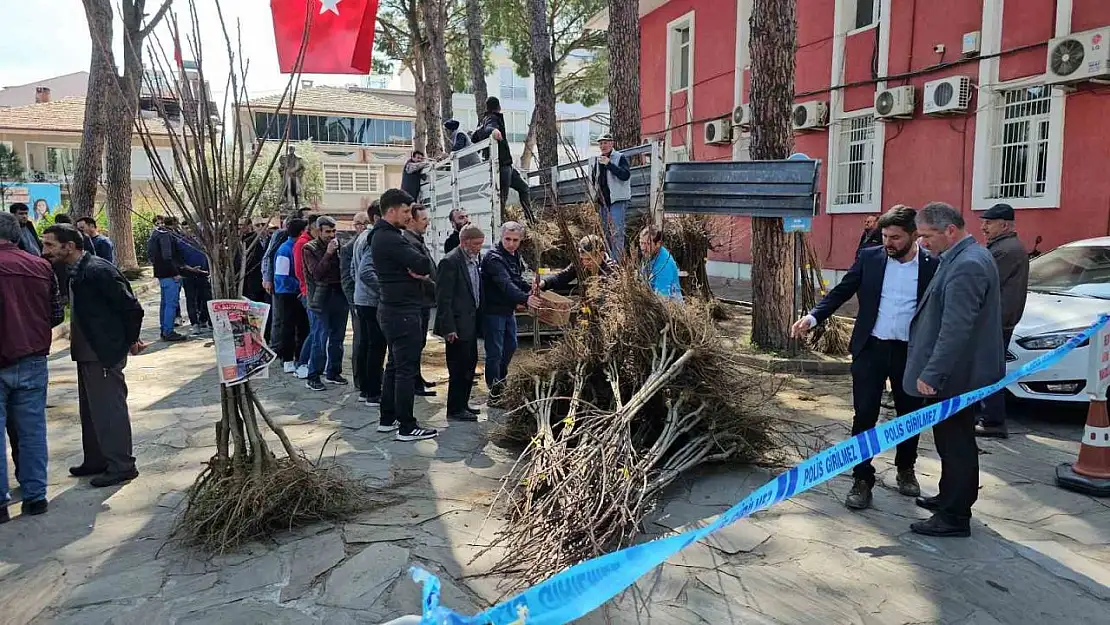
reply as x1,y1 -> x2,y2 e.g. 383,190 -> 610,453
1006,237 -> 1110,402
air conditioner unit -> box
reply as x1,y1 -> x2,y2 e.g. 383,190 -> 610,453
792,101 -> 828,131
732,103 -> 751,128
1045,27 -> 1110,85
704,118 -> 733,145
874,86 -> 915,119
923,76 -> 973,115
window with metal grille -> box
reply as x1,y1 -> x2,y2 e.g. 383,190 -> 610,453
323,163 -> 382,193
506,111 -> 530,143
833,114 -> 876,206
669,24 -> 692,91
989,86 -> 1052,200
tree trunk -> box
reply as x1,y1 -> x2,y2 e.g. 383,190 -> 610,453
607,0 -> 642,149
519,115 -> 538,171
433,1 -> 453,131
529,0 -> 559,171
104,92 -> 139,272
465,0 -> 488,111
71,0 -> 114,218
748,0 -> 797,351
418,0 -> 444,158
407,57 -> 429,153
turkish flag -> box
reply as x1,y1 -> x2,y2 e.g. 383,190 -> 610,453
271,0 -> 379,74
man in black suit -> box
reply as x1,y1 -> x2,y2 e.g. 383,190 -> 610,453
793,206 -> 939,510
435,224 -> 485,422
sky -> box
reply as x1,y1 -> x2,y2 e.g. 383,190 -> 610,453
0,0 -> 379,99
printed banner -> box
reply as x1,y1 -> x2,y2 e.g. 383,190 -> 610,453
0,182 -> 63,222
411,314 -> 1110,625
208,299 -> 276,386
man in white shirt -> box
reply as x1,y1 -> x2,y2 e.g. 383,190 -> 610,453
792,206 -> 940,510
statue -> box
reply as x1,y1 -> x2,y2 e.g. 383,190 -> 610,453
279,146 -> 304,210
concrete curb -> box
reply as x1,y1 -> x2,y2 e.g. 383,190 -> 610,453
734,352 -> 851,376
51,279 -> 157,341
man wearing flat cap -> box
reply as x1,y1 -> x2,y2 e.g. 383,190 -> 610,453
593,133 -> 632,260
978,203 -> 1029,438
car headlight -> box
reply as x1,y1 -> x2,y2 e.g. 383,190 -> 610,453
1016,330 -> 1091,351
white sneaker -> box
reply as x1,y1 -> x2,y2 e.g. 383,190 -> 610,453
395,427 -> 438,442
283,361 -> 296,374
295,365 -> 309,379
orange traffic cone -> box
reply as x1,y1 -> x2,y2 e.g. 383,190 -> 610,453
1056,399 -> 1110,497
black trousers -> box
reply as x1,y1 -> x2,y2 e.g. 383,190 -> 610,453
416,308 -> 432,389
351,307 -> 363,389
356,305 -> 387,400
499,165 -> 535,222
931,403 -> 979,522
182,273 -> 212,326
379,306 -> 423,432
445,338 -> 478,414
979,328 -> 1014,426
275,293 -> 309,364
851,337 -> 922,483
77,359 -> 135,474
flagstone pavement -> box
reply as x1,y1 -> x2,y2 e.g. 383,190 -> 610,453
1,290 -> 1108,624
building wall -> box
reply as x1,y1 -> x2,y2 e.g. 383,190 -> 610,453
639,0 -> 1110,272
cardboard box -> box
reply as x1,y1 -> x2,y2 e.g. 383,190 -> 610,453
530,290 -> 576,327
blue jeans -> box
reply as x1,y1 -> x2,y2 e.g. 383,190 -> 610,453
483,313 -> 518,391
158,277 -> 182,336
309,289 -> 349,379
0,355 -> 49,503
299,294 -> 315,367
602,200 -> 629,260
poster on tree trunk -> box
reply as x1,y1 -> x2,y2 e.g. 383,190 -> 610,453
208,299 -> 276,386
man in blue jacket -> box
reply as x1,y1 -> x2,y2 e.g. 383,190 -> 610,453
481,221 -> 542,401
638,225 -> 683,302
179,228 -> 212,333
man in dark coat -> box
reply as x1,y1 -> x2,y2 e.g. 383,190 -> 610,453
976,203 -> 1029,438
41,224 -> 145,488
905,202 -> 1004,538
401,151 -> 428,202
435,224 -> 486,421
793,206 -> 939,511
402,204 -> 437,396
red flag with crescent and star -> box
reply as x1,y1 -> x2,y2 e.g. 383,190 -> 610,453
271,0 -> 379,74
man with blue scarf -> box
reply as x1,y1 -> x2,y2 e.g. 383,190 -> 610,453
638,225 -> 682,301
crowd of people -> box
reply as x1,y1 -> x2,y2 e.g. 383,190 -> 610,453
800,201 -> 1031,538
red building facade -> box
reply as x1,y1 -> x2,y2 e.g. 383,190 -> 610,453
628,0 -> 1110,273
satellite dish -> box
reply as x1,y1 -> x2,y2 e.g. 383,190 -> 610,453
789,153 -> 811,160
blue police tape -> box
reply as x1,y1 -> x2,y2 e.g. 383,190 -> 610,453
410,313 -> 1110,625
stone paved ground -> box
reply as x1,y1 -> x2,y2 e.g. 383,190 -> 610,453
2,288 -> 1108,624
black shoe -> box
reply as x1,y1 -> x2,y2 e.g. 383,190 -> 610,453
466,406 -> 481,415
69,464 -> 108,477
305,378 -> 326,392
325,374 -> 349,386
896,469 -> 921,497
845,478 -> 873,510
90,469 -> 139,488
0,506 -> 9,524
910,514 -> 970,537
975,422 -> 1009,438
420,380 -> 437,388
366,396 -> 382,407
448,412 -> 479,422
21,498 -> 47,516
415,388 -> 436,397
396,427 -> 438,442
162,332 -> 189,342
915,495 -> 941,512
